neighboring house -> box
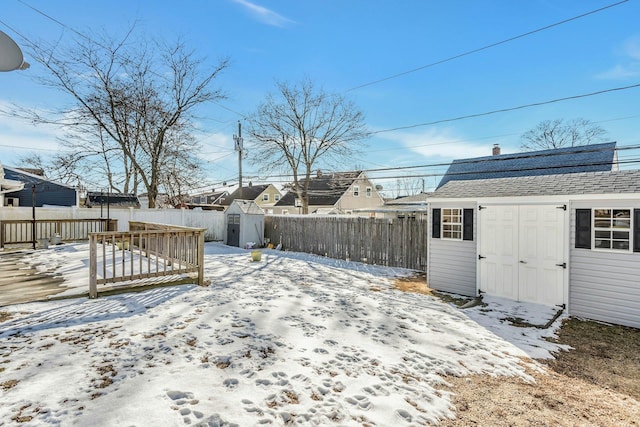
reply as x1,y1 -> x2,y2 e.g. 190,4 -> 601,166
273,171 -> 385,215
1,165 -> 78,207
84,192 -> 140,208
0,162 -> 25,207
188,189 -> 228,206
427,169 -> 640,329
356,192 -> 431,219
437,142 -> 618,189
221,183 -> 282,213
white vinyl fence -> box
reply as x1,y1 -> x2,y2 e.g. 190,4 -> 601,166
0,207 -> 225,243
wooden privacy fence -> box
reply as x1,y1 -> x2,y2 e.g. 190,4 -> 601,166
0,218 -> 116,248
89,222 -> 206,298
265,215 -> 428,271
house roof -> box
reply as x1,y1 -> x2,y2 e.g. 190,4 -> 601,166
385,192 -> 432,205
85,192 -> 140,208
437,142 -> 617,189
221,184 -> 271,205
431,170 -> 640,199
3,165 -> 77,190
276,171 -> 363,207
189,190 -> 227,204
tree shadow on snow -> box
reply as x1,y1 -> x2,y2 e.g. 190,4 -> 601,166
0,285 -> 194,337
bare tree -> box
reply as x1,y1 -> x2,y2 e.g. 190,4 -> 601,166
5,26 -> 228,207
246,78 -> 369,214
388,176 -> 425,198
520,118 -> 608,151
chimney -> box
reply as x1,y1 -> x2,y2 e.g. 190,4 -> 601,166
492,144 -> 501,156
316,169 -> 322,178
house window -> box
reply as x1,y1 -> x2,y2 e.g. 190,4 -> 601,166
366,187 -> 372,198
262,194 -> 270,202
593,209 -> 631,251
442,208 -> 463,240
275,194 -> 280,202
353,186 -> 360,197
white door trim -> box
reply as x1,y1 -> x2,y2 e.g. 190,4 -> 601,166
478,203 -> 567,307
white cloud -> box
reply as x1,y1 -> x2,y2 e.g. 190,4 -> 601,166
0,106 -> 65,165
596,35 -> 640,80
595,64 -> 640,80
622,35 -> 640,60
231,0 -> 295,27
378,128 -> 495,161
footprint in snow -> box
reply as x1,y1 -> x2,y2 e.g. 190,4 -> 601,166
345,395 -> 372,410
223,378 -> 239,389
166,390 -> 204,425
395,408 -> 413,423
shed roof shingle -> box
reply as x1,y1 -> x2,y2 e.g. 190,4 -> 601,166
432,170 -> 640,199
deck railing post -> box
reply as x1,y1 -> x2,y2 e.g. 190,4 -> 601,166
198,230 -> 205,286
89,234 -> 98,298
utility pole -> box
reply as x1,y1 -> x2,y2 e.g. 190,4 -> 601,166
233,121 -> 243,199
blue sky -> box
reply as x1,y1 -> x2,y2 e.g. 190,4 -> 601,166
1,0 -> 639,195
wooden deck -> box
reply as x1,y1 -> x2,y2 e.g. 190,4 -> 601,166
0,250 -> 67,306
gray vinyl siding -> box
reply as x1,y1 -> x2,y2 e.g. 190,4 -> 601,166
428,203 -> 477,296
569,200 -> 640,328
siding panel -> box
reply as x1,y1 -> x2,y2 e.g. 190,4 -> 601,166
428,239 -> 477,296
570,204 -> 640,328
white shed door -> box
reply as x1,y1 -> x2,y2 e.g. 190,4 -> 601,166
479,205 -> 565,306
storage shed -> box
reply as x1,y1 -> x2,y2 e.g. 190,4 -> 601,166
225,200 -> 265,248
427,170 -> 640,329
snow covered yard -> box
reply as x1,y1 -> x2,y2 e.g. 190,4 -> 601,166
0,243 -> 566,426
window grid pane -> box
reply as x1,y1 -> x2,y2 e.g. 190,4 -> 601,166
442,209 -> 463,240
593,208 -> 631,251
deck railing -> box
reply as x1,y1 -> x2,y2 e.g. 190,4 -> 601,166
88,222 -> 206,298
0,218 -> 116,248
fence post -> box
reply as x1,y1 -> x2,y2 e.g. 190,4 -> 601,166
0,221 -> 4,249
197,230 -> 205,286
89,234 -> 98,298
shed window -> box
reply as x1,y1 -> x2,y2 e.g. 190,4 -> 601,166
432,208 -> 473,240
228,214 -> 240,225
593,209 -> 631,251
442,208 -> 463,240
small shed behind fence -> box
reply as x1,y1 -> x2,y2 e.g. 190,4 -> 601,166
225,200 -> 265,248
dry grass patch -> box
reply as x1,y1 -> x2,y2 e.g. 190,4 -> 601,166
395,283 -> 640,425
546,318 -> 640,400
1,379 -> 19,391
440,368 -> 640,427
393,273 -> 430,295
439,319 -> 640,426
394,275 -> 473,307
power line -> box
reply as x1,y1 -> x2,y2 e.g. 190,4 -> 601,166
214,144 -> 640,194
372,83 -> 640,134
346,0 -> 629,92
